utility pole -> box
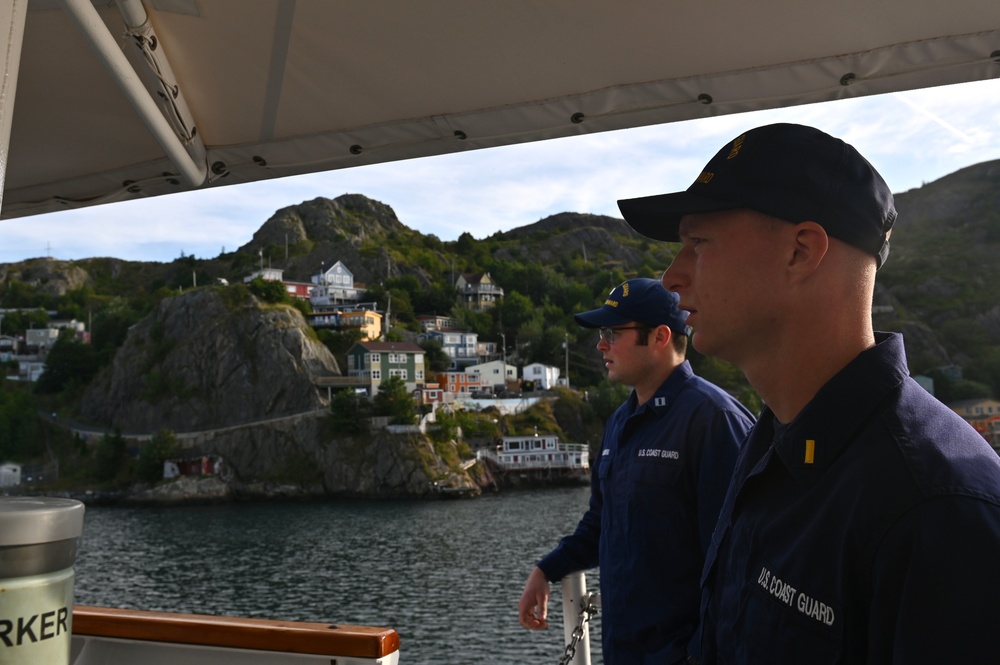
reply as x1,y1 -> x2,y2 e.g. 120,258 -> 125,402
564,333 -> 570,389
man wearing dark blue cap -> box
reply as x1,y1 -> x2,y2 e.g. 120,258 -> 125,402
620,123 -> 1000,664
518,277 -> 755,664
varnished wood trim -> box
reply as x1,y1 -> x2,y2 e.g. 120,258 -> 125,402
72,605 -> 400,658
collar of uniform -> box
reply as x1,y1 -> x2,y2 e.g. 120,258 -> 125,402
633,360 -> 695,413
770,332 -> 910,485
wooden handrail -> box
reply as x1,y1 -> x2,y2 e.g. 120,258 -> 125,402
72,605 -> 400,659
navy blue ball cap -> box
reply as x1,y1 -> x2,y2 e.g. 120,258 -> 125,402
574,278 -> 688,334
617,123 -> 897,268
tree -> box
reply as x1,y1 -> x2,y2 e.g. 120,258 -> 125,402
317,329 -> 365,371
414,282 -> 457,315
419,338 -> 451,373
136,429 -> 182,483
0,387 -> 41,460
496,291 -> 534,340
93,429 -> 128,484
373,376 -> 417,425
247,277 -> 289,304
0,308 -> 49,336
588,379 -> 631,421
330,389 -> 371,434
35,335 -> 101,394
90,297 -> 144,363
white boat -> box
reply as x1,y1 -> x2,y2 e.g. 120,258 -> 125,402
2,1 -> 999,663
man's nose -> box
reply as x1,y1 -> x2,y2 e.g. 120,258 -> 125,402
661,250 -> 688,292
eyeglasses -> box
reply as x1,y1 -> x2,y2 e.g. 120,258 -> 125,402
598,326 -> 646,345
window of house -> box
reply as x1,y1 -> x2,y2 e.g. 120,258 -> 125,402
416,370 -> 424,380
371,369 -> 381,380
390,369 -> 408,380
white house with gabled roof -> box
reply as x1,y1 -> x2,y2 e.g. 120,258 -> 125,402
465,359 -> 517,391
311,260 -> 364,306
523,363 -> 560,390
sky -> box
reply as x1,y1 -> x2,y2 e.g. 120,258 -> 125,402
3,77 -> 1000,265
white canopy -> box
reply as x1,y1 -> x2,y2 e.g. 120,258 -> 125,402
2,0 -> 999,219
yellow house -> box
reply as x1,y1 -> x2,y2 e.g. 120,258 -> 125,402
309,306 -> 382,340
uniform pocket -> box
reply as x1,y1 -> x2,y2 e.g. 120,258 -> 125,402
736,577 -> 844,664
630,455 -> 684,489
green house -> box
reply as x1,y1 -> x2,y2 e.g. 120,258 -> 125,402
346,341 -> 426,397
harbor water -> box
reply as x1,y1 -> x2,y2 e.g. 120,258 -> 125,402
73,487 -> 603,664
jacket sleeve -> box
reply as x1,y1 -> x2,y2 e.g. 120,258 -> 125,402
536,421 -> 614,582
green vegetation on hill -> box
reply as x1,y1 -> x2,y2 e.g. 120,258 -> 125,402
5,158 -> 1000,474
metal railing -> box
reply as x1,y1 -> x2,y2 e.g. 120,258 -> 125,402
559,572 -> 599,665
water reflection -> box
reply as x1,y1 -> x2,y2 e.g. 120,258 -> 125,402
75,487 -> 603,665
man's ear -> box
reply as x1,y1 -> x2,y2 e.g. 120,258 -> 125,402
787,221 -> 829,278
653,324 -> 672,349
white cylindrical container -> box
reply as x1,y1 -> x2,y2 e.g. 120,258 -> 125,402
0,497 -> 85,665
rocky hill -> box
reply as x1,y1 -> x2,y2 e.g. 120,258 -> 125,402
75,286 -> 481,500
79,287 -> 339,433
239,193 -> 435,287
6,158 -> 1000,500
873,158 -> 1000,378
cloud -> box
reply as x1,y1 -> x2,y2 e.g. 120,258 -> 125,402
3,78 -> 1000,264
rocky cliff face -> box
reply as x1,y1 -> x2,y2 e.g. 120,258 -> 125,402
80,285 -> 481,500
0,258 -> 91,296
80,286 -> 339,432
127,415 -> 482,503
241,194 -> 431,286
494,212 -> 649,266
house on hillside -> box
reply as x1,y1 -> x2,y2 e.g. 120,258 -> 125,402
465,359 -> 517,392
456,272 -> 503,311
346,340 -> 426,397
24,327 -> 60,352
309,304 -> 382,340
0,462 -> 21,487
0,335 -> 18,361
523,363 -> 560,390
437,370 -> 483,397
948,397 -> 1000,450
311,260 -> 364,306
417,329 -> 479,369
244,266 -> 285,283
243,266 -> 312,299
477,340 -> 498,363
417,314 -> 463,332
416,382 -> 445,407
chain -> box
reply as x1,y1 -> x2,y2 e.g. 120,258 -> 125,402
557,592 -> 599,665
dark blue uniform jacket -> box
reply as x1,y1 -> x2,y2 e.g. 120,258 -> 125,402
538,361 -> 754,664
697,332 -> 1000,664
